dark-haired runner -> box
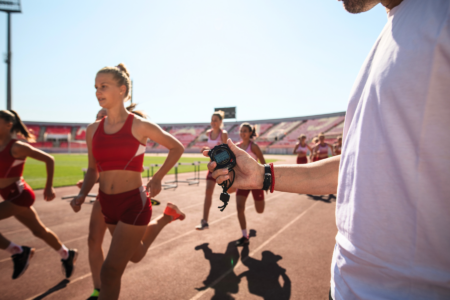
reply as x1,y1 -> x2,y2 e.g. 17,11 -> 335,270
234,123 -> 266,246
0,110 -> 77,280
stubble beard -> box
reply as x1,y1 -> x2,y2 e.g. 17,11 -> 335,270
341,0 -> 381,14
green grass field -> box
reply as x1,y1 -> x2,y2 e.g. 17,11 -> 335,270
23,154 -> 276,190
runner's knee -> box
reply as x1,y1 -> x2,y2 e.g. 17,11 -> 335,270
101,262 -> 123,284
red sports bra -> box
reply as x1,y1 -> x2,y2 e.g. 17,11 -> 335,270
0,139 -> 25,178
92,114 -> 145,173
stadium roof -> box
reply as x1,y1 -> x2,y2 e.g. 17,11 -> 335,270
24,111 -> 345,127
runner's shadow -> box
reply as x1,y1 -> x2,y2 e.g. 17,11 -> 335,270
238,246 -> 291,300
31,279 -> 70,300
195,241 -> 241,299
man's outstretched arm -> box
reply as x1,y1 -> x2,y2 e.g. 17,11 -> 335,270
204,139 -> 340,195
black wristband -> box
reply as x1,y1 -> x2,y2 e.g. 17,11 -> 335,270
262,164 -> 271,191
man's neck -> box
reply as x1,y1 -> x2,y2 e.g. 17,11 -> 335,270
381,0 -> 403,12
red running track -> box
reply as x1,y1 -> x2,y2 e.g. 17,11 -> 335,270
0,161 -> 337,300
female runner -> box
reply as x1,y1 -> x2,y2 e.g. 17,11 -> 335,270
196,111 -> 228,230
0,110 -> 77,280
311,133 -> 333,162
293,134 -> 311,164
77,105 -> 149,300
70,64 -> 185,300
309,137 -> 319,162
333,136 -> 342,156
234,123 -> 266,246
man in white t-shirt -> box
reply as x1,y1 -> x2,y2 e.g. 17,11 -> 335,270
206,0 -> 450,299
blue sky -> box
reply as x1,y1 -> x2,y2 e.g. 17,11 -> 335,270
0,0 -> 388,124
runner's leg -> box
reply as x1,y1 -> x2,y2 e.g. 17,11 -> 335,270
88,200 -> 107,290
99,222 -> 146,300
202,180 -> 215,222
14,206 -> 62,251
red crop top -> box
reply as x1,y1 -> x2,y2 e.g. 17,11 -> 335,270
92,114 -> 145,172
0,139 -> 25,178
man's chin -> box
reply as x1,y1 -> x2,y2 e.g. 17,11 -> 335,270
341,0 -> 380,14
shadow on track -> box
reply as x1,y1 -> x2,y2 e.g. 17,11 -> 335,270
238,246 -> 291,300
306,194 -> 336,203
195,241 -> 241,299
195,230 -> 291,299
31,279 -> 70,300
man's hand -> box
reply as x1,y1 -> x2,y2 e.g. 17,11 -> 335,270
203,139 -> 265,190
70,194 -> 86,213
147,177 -> 162,198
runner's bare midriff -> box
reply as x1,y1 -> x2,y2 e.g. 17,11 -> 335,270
0,177 -> 21,189
98,170 -> 143,195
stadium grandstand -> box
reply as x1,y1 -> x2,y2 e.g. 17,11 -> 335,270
21,111 -> 345,154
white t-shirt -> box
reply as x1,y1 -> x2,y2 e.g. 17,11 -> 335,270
332,0 -> 450,299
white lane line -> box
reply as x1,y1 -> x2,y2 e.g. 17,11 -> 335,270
189,201 -> 320,300
16,192 -> 287,298
24,272 -> 93,300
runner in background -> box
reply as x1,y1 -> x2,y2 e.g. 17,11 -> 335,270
235,123 -> 266,246
0,110 -> 77,280
196,111 -> 229,231
309,137 -> 320,162
333,136 -> 342,156
311,133 -> 332,162
293,134 -> 312,164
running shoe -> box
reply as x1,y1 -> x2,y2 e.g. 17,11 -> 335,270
151,199 -> 161,206
86,288 -> 100,300
61,249 -> 78,278
236,236 -> 249,247
11,246 -> 35,279
195,219 -> 209,230
164,202 -> 186,222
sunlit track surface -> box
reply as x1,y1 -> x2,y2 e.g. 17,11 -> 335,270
0,156 -> 338,300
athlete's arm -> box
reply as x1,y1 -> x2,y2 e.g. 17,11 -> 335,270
221,130 -> 228,144
137,119 -> 184,197
307,145 -> 312,156
71,123 -> 99,212
310,145 -> 318,160
204,139 -> 340,195
293,143 -> 299,155
11,142 -> 56,201
252,143 -> 266,165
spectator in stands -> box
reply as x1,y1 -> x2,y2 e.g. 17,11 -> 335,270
196,110 -> 230,231
310,133 -> 332,161
293,134 -> 312,164
206,1 -> 450,299
0,110 -> 77,280
333,136 -> 342,156
235,123 -> 267,246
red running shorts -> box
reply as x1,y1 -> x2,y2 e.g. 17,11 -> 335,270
236,189 -> 265,201
0,179 -> 35,207
296,156 -> 308,164
98,186 -> 152,226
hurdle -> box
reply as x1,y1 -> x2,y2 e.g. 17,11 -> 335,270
150,163 -> 177,190
165,162 -> 200,186
187,161 -> 208,182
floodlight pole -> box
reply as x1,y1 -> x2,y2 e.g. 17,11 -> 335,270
6,12 -> 11,110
